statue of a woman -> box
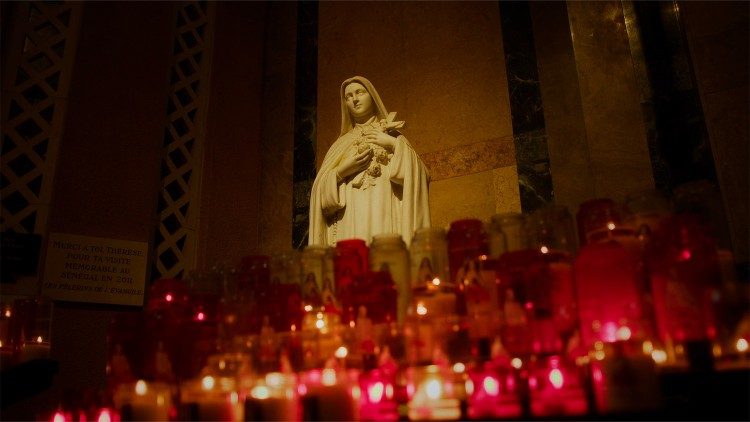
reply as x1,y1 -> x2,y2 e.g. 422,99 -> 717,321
309,76 -> 431,246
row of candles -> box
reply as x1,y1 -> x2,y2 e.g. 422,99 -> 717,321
6,183 -> 748,420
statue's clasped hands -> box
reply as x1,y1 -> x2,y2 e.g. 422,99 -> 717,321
337,147 -> 373,180
362,129 -> 398,150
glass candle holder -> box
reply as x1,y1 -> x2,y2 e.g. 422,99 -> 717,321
527,355 -> 587,417
489,213 -> 527,257
410,227 -> 450,289
14,296 -> 53,363
1,301 -> 15,367
334,239 -> 369,293
647,214 -> 721,369
466,362 -> 522,419
369,234 -> 411,324
245,372 -> 300,421
299,368 -> 360,421
447,219 -> 489,285
301,245 -> 335,298
359,369 -> 399,421
113,379 -> 172,422
406,365 -> 461,420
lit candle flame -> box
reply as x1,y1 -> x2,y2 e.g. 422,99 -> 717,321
322,368 -> 336,386
736,338 -> 748,353
548,369 -> 564,389
4,310 -> 11,318
335,346 -> 348,359
266,372 -> 283,388
135,380 -> 148,395
416,303 -> 427,316
452,362 -> 465,373
607,222 -> 616,231
52,411 -> 66,422
425,379 -> 442,400
96,409 -> 112,422
36,336 -> 43,343
616,326 -> 632,341
252,384 -> 270,400
651,350 -> 667,364
304,305 -> 313,312
540,246 -> 549,254
196,312 -> 205,321
483,376 -> 499,396
315,319 -> 325,329
368,382 -> 384,403
432,278 -> 440,286
511,358 -> 522,369
201,376 -> 215,390
165,293 -> 173,302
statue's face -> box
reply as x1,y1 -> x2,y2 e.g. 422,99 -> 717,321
344,82 -> 374,119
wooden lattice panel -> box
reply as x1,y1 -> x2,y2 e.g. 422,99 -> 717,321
1,2 -> 82,234
152,1 -> 215,279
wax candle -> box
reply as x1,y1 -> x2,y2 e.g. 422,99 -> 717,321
244,372 -> 299,421
528,356 -> 587,417
359,369 -> 398,421
114,380 -> 171,421
407,365 -> 461,420
19,335 -> 50,362
301,245 -> 333,294
181,375 -> 243,421
589,341 -> 660,414
370,234 -> 411,324
299,368 -> 359,421
466,365 -> 522,419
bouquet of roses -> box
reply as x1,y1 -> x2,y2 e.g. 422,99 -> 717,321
351,112 -> 405,189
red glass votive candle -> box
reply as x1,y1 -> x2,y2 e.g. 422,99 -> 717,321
359,369 -> 398,421
574,240 -> 646,349
466,363 -> 522,419
447,219 -> 489,285
337,271 -> 397,324
334,239 -> 369,292
647,214 -> 721,367
528,356 -> 587,417
299,368 -> 360,421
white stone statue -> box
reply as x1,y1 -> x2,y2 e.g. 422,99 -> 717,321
309,76 -> 431,246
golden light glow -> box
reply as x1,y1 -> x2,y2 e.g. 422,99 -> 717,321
230,392 -> 239,404
432,278 -> 441,286
135,380 -> 148,396
736,338 -> 749,353
416,302 -> 427,316
322,369 -> 337,386
616,326 -> 632,341
335,346 -> 348,359
291,324 -> 296,332
452,362 -> 465,373
368,382 -> 384,403
349,321 -> 355,328
165,293 -> 173,302
479,255 -> 488,261
511,358 -> 522,369
0,340 -> 3,348
252,385 -> 270,400
201,376 -> 215,390
483,376 -> 499,396
594,341 -> 604,351
4,309 -> 11,318
607,222 -> 616,230
548,369 -> 564,389
651,350 -> 667,364
385,383 -> 394,399
642,341 -> 654,354
219,360 -> 226,370
594,350 -> 606,361
304,305 -> 313,312
351,386 -> 361,400
96,409 -> 112,422
540,246 -> 549,254
465,379 -> 474,395
315,319 -> 325,329
36,336 -> 43,343
266,372 -> 283,388
157,394 -> 165,406
52,411 -> 66,422
425,379 -> 442,400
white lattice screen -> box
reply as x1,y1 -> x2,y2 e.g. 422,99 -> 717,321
1,2 -> 81,234
152,1 -> 215,279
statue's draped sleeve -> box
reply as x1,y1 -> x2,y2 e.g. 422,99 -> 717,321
388,135 -> 431,245
309,134 -> 351,245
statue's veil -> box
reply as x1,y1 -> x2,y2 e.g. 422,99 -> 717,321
339,76 -> 389,137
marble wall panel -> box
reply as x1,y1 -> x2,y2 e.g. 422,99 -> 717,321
566,1 -> 654,200
199,3 -> 266,267
681,1 -> 749,264
530,1 -> 594,217
259,2 -> 297,255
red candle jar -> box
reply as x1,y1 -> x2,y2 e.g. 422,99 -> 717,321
238,255 -> 270,292
577,198 -> 625,246
466,363 -> 522,419
447,219 -> 489,284
359,369 -> 399,421
647,214 -> 721,365
337,271 -> 397,324
528,355 -> 587,417
334,239 -> 369,292
574,240 -> 646,349
497,250 -> 567,357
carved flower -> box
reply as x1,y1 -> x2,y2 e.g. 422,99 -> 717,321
351,112 -> 405,190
